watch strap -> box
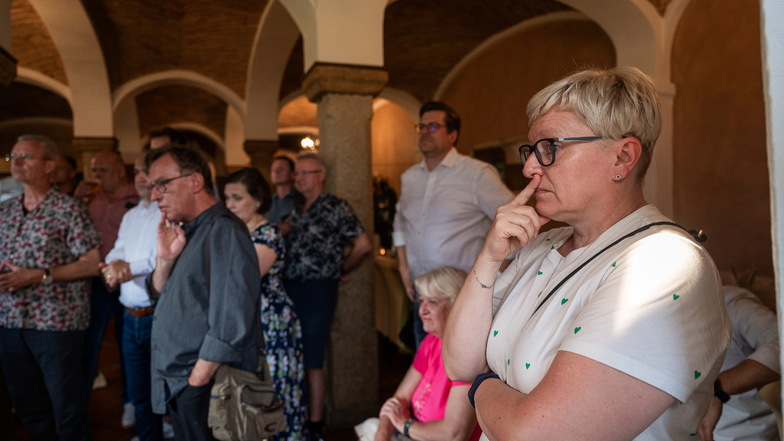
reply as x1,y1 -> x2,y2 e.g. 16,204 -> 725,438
403,417 -> 415,437
468,372 -> 500,408
714,378 -> 731,403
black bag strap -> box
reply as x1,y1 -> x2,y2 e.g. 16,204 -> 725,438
530,221 -> 703,318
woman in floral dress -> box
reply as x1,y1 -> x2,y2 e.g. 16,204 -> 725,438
224,167 -> 307,441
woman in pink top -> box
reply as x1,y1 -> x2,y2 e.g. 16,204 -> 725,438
374,266 -> 481,441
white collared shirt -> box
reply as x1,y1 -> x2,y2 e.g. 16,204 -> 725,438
393,147 -> 513,278
106,198 -> 161,308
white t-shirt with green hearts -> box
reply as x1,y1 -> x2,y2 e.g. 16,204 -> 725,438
485,205 -> 731,440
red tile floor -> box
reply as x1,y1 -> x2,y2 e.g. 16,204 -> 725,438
8,321 -> 411,441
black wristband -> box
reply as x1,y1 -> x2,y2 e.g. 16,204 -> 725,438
468,372 -> 499,408
714,379 -> 731,403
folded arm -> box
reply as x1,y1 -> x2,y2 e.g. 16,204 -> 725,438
473,351 -> 674,441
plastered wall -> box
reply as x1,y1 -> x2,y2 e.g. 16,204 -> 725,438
672,0 -> 772,277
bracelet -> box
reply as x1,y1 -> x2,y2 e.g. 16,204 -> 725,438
468,372 -> 499,408
472,268 -> 493,289
403,417 -> 415,437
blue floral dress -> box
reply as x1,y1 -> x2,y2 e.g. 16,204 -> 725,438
251,222 -> 307,441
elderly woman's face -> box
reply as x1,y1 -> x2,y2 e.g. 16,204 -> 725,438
418,294 -> 453,338
523,109 -> 613,224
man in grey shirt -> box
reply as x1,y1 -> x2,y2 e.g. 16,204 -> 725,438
145,145 -> 260,441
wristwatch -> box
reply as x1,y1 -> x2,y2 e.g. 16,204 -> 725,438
714,378 -> 731,403
41,268 -> 53,284
403,418 -> 415,437
468,372 -> 500,408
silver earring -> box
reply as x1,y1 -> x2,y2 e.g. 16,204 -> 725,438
615,174 -> 622,181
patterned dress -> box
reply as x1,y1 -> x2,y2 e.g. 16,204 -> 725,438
251,222 -> 307,441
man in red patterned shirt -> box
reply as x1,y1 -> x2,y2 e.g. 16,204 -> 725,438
0,135 -> 101,441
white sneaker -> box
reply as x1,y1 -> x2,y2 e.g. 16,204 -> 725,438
121,402 -> 135,428
92,371 -> 107,390
163,420 -> 175,439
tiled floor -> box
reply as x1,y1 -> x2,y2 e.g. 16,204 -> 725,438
9,323 -> 411,441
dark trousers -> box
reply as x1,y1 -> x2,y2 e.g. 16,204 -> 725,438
167,381 -> 216,441
0,363 -> 12,441
123,311 -> 163,441
82,277 -> 128,402
0,328 -> 91,441
285,279 -> 338,369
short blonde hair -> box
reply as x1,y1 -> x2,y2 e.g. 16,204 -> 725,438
414,266 -> 468,304
526,66 -> 662,178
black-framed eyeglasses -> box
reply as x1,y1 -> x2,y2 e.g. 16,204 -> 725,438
5,152 -> 51,162
415,123 -> 446,134
151,173 -> 193,194
518,136 -> 603,167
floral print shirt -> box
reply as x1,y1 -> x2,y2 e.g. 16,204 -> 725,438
284,192 -> 364,281
0,189 -> 100,331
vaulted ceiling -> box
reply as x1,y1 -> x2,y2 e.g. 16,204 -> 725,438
3,0 -> 671,151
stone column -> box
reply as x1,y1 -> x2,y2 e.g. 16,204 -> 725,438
0,46 -> 16,87
302,62 -> 388,427
243,139 -> 280,182
72,137 -> 117,180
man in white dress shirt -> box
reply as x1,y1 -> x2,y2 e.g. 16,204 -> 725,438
101,155 -> 166,441
698,285 -> 781,441
393,101 -> 514,347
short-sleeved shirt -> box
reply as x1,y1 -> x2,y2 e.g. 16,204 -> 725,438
411,334 -> 470,422
284,192 -> 364,282
87,186 -> 139,260
0,189 -> 100,331
486,205 -> 731,440
265,188 -> 299,224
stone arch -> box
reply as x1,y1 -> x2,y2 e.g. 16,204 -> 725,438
377,87 -> 420,123
28,0 -> 112,137
245,0 -> 300,141
15,66 -> 71,103
112,70 -> 245,119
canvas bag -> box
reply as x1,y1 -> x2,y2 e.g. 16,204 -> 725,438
208,359 -> 287,441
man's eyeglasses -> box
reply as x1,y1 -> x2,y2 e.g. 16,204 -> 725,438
518,136 -> 603,167
150,173 -> 193,194
415,123 -> 447,134
293,170 -> 322,177
5,152 -> 51,162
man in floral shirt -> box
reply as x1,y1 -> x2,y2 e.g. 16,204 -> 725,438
284,152 -> 372,441
0,135 -> 101,441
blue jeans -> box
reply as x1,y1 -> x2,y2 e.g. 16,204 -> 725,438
122,311 -> 163,441
0,328 -> 91,441
82,277 -> 128,402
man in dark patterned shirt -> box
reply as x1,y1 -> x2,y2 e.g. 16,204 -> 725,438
0,134 -> 101,441
284,152 -> 372,440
